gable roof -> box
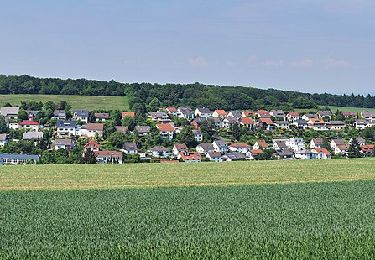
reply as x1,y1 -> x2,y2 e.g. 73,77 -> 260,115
255,139 -> 268,149
240,117 -> 254,125
258,117 -> 274,125
214,109 -> 227,116
23,132 -> 43,140
84,139 -> 100,149
54,138 -> 74,146
229,143 -> 250,149
73,110 -> 89,117
83,123 -> 104,131
94,112 -> 110,119
19,120 -> 39,126
122,112 -> 135,118
56,120 -> 77,128
179,152 -> 201,161
123,142 -> 138,150
174,143 -> 188,151
156,123 -> 174,132
0,107 -> 19,116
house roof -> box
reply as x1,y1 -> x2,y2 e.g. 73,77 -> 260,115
274,140 -> 287,149
327,121 -> 345,126
251,149 -> 264,155
196,107 -> 212,114
242,110 -> 256,117
174,143 -> 188,151
135,126 -> 151,134
156,123 -> 174,132
255,139 -> 268,149
240,117 -> 254,125
116,126 -> 128,133
123,142 -> 138,150
23,132 -> 43,140
0,107 -> 19,116
213,140 -> 227,147
214,109 -> 227,116
20,120 -> 39,126
257,110 -> 270,117
150,146 -> 170,153
166,107 -> 177,113
83,123 -> 104,131
318,111 -> 332,117
179,152 -> 201,161
197,143 -> 214,151
258,117 -> 273,125
73,110 -> 89,117
95,150 -> 123,158
207,151 -> 222,158
84,139 -> 100,149
342,112 -> 356,117
288,112 -> 300,117
54,110 -> 66,117
361,144 -> 374,152
56,120 -> 77,128
54,138 -> 74,146
311,138 -> 323,145
122,112 -> 135,118
229,143 -> 250,149
223,152 -> 247,160
276,149 -> 294,156
313,148 -> 331,155
94,112 -> 110,119
332,138 -> 346,145
178,107 -> 193,115
0,133 -> 7,141
0,153 -> 39,160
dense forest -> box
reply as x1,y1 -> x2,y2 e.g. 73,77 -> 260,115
1,74 -> 375,112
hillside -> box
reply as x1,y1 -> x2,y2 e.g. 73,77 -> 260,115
1,75 -> 375,112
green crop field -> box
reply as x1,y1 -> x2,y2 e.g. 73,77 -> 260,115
1,159 -> 375,258
0,94 -> 129,111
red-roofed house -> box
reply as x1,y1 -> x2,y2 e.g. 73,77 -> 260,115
80,123 -> 104,138
165,107 -> 178,116
240,117 -> 255,129
361,144 -> 374,156
156,123 -> 175,140
228,143 -> 250,153
286,112 -> 300,121
312,148 -> 331,159
172,143 -> 188,157
95,150 -> 123,164
253,139 -> 268,150
84,139 -> 101,152
19,120 -> 40,131
242,110 -> 256,117
178,152 -> 201,163
257,109 -> 270,118
212,109 -> 227,118
258,117 -> 274,131
122,112 -> 135,118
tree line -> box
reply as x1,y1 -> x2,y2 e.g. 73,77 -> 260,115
1,75 -> 375,111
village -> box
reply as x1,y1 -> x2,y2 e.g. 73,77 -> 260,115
0,103 -> 374,165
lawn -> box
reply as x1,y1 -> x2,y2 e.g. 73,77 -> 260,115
327,106 -> 375,113
2,159 -> 375,258
0,94 -> 129,111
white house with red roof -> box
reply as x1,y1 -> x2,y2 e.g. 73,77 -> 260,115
156,123 -> 175,140
19,120 -> 40,131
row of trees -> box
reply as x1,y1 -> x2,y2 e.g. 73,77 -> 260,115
1,75 -> 375,111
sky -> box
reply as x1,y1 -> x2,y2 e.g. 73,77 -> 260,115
0,0 -> 374,94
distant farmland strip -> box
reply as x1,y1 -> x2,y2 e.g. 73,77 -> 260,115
0,94 -> 129,110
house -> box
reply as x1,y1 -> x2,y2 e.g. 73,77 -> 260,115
148,112 -> 170,123
121,142 -> 138,154
221,117 -> 239,128
95,150 -> 123,164
135,126 -> 151,137
317,111 -> 332,120
0,107 -> 19,120
213,140 -> 228,154
177,107 -> 195,120
253,139 -> 268,150
196,143 -> 215,154
23,131 -> 43,140
360,144 -> 374,156
291,119 -> 308,129
330,139 -> 348,154
257,109 -> 270,118
156,123 -> 175,140
308,118 -> 327,131
94,112 -> 110,122
73,110 -> 89,123
302,113 -> 318,121
258,117 -> 274,131
240,117 -> 255,129
84,139 -> 100,152
286,112 -> 300,121
326,121 -> 346,131
149,146 -> 171,158
222,152 -> 247,161
79,123 -> 104,138
194,107 -> 212,119
192,130 -> 203,142
294,149 -> 316,160
349,137 -> 366,146
250,149 -> 263,158
312,148 -> 331,159
0,134 -> 8,147
273,139 -> 288,151
242,110 -> 256,117
212,109 -> 227,118
227,111 -> 242,118
53,110 -> 66,120
361,112 -> 375,122
122,112 -> 135,119
19,120 -> 40,131
191,117 -> 207,129
208,117 -> 221,128
354,120 -> 372,129
287,138 -> 305,152
173,143 -> 188,157
178,152 -> 201,163
0,153 -> 39,165
56,121 -> 78,137
275,149 -> 295,160
310,138 -> 324,149
228,143 -> 250,153
52,138 -> 75,150
165,107 -> 178,117
342,112 -> 357,118
274,121 -> 289,129
206,151 -> 223,162
270,110 -> 286,121
116,126 -> 128,134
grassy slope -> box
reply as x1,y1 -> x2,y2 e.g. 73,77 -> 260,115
0,94 -> 129,111
1,181 -> 375,258
1,159 -> 375,190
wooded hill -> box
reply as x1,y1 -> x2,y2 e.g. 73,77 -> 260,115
1,74 -> 374,113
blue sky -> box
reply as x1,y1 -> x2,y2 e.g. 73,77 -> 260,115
0,0 -> 374,94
